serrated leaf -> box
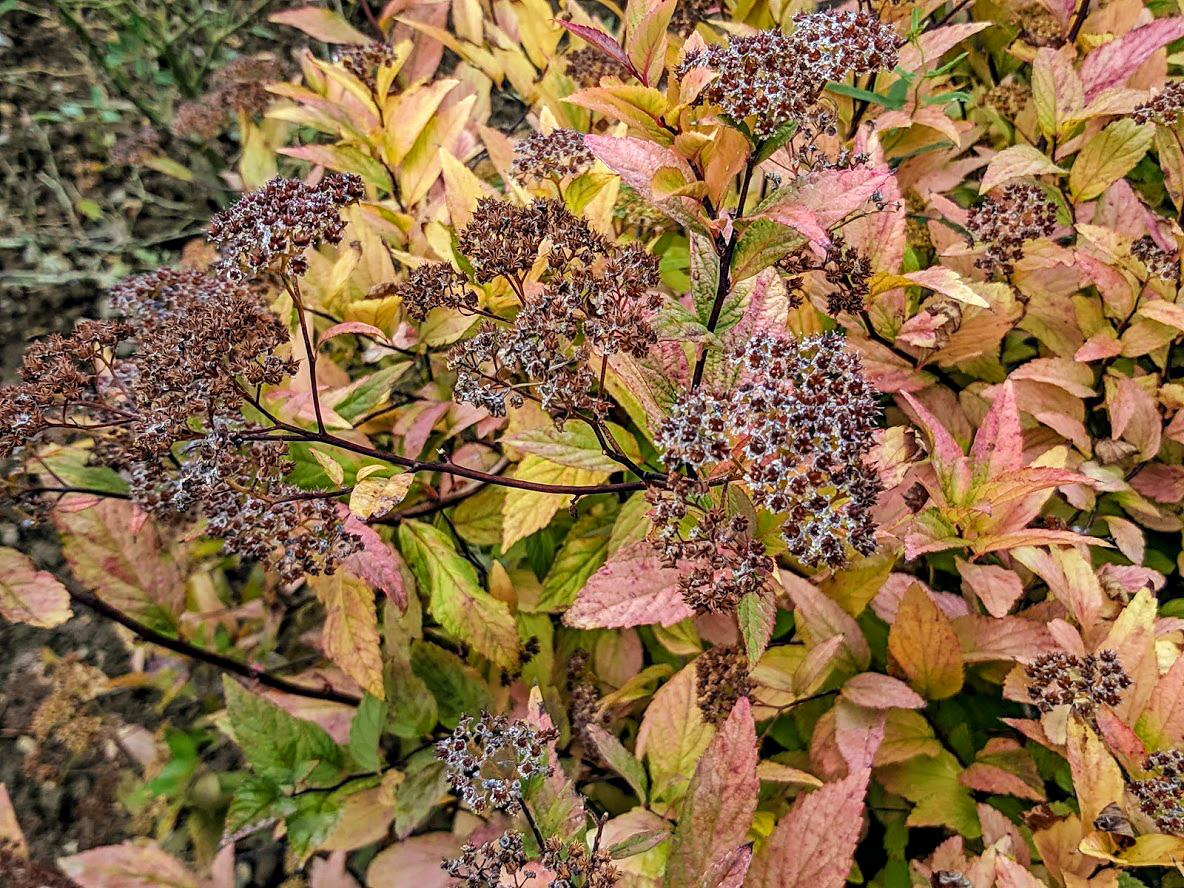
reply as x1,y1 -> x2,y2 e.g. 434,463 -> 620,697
399,520 -> 519,669
501,456 -> 609,549
1069,118 -> 1153,202
536,502 -> 618,612
587,725 -> 649,804
349,473 -> 413,520
565,541 -> 693,629
310,570 -> 385,700
637,663 -> 715,810
887,583 -> 964,700
58,842 -> 200,888
269,7 -> 370,43
348,695 -> 387,773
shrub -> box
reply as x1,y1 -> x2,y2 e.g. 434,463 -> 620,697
4,0 -> 1184,885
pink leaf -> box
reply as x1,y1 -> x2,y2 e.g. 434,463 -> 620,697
900,391 -> 971,504
834,700 -> 887,771
0,784 -> 26,856
970,380 -> 1024,481
309,852 -> 361,888
58,842 -> 200,888
564,541 -> 694,628
269,7 -> 370,44
746,769 -> 870,888
781,572 -> 871,673
366,834 -> 461,888
341,511 -> 409,609
951,615 -> 1054,664
841,673 -> 926,710
0,546 -> 72,628
317,322 -> 387,348
759,168 -> 892,249
956,558 -> 1025,618
1081,18 -> 1184,99
555,20 -> 639,81
664,697 -> 759,888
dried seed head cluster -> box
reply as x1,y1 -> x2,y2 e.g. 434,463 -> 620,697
1131,235 -> 1180,282
677,11 -> 899,138
437,713 -> 559,814
541,837 -> 621,888
1024,650 -> 1132,719
173,55 -> 284,140
565,47 -> 626,87
443,831 -> 532,887
654,332 -> 882,571
446,199 -> 660,422
777,234 -> 873,316
398,262 -> 478,320
647,476 -> 775,613
334,41 -> 401,91
986,80 -> 1030,120
109,126 -> 161,166
967,182 -> 1057,276
207,173 -> 365,279
696,645 -> 752,724
1132,750 -> 1184,835
1133,82 -> 1184,127
512,129 -> 595,185
670,0 -> 721,34
566,649 -> 609,752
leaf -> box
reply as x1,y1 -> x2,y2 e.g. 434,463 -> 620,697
342,513 -> 409,610
536,502 -> 617,612
1069,118 -> 1153,202
960,738 -> 1045,801
501,456 -> 609,549
222,677 -> 345,787
269,7 -> 370,44
956,558 -> 1024,618
587,725 -> 649,803
555,20 -> 639,82
878,749 -> 981,837
780,572 -> 870,674
841,673 -> 925,710
310,570 -> 385,700
730,219 -> 807,284
737,587 -> 776,663
1032,47 -> 1084,144
366,833 -> 460,888
664,698 -> 758,888
502,423 -> 639,471
398,520 -> 519,669
637,663 -> 716,809
311,449 -> 345,487
1066,719 -> 1125,827
1080,18 -> 1184,99
980,145 -> 1066,194
887,583 -> 964,700
624,0 -> 676,86
903,267 -> 989,308
0,546 -> 71,628
0,784 -> 26,856
57,842 -> 200,888
746,769 -> 870,888
348,473 -> 413,520
564,541 -> 694,628
348,694 -> 387,774
55,499 -> 183,628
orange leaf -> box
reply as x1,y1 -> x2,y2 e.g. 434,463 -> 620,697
888,583 -> 964,700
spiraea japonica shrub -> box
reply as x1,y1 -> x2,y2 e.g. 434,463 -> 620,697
5,0 -> 1184,885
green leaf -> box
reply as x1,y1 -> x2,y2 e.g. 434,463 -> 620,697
409,641 -> 492,728
394,749 -> 450,838
399,519 -> 519,668
536,502 -> 619,612
586,724 -> 649,804
754,123 -> 798,164
349,694 -> 388,773
731,218 -> 806,284
222,677 -> 346,787
225,775 -> 294,833
737,589 -> 775,663
334,363 -> 413,423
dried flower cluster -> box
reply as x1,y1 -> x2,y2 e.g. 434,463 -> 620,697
778,234 -> 874,316
207,173 -> 365,279
1131,750 -> 1184,835
540,837 -> 620,888
654,332 -> 881,572
397,262 -> 478,320
695,645 -> 752,723
443,831 -> 533,887
334,41 -> 401,91
967,182 -> 1057,276
565,47 -> 625,87
678,11 -> 899,138
173,55 -> 284,140
438,198 -> 660,421
1024,650 -> 1132,719
512,129 -> 595,185
1131,235 -> 1180,282
1132,82 -> 1184,127
565,649 -> 609,752
670,0 -> 720,34
437,713 -> 559,813
109,126 -> 161,166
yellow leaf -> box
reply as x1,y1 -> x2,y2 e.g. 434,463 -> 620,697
1066,719 -> 1124,827
349,474 -> 414,520
1080,832 -> 1184,867
501,456 -> 609,549
980,145 -> 1066,194
439,147 -> 487,228
888,583 -> 965,699
1069,118 -> 1154,202
310,571 -> 385,699
310,448 -> 345,487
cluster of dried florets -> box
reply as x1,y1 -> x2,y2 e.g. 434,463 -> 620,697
432,198 -> 660,422
109,126 -> 161,166
1132,235 -> 1180,282
1024,650 -> 1132,719
437,713 -> 559,814
1131,750 -> 1184,835
565,47 -> 626,87
334,41 -> 401,91
1133,82 -> 1184,127
647,477 -> 775,613
207,173 -> 365,279
512,129 -> 595,185
566,649 -> 609,752
696,645 -> 752,724
778,234 -> 874,316
172,55 -> 284,141
967,182 -> 1057,276
670,0 -> 720,34
540,837 -> 620,888
443,831 -> 533,887
654,332 -> 881,571
677,11 -> 899,139
397,262 -> 478,320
